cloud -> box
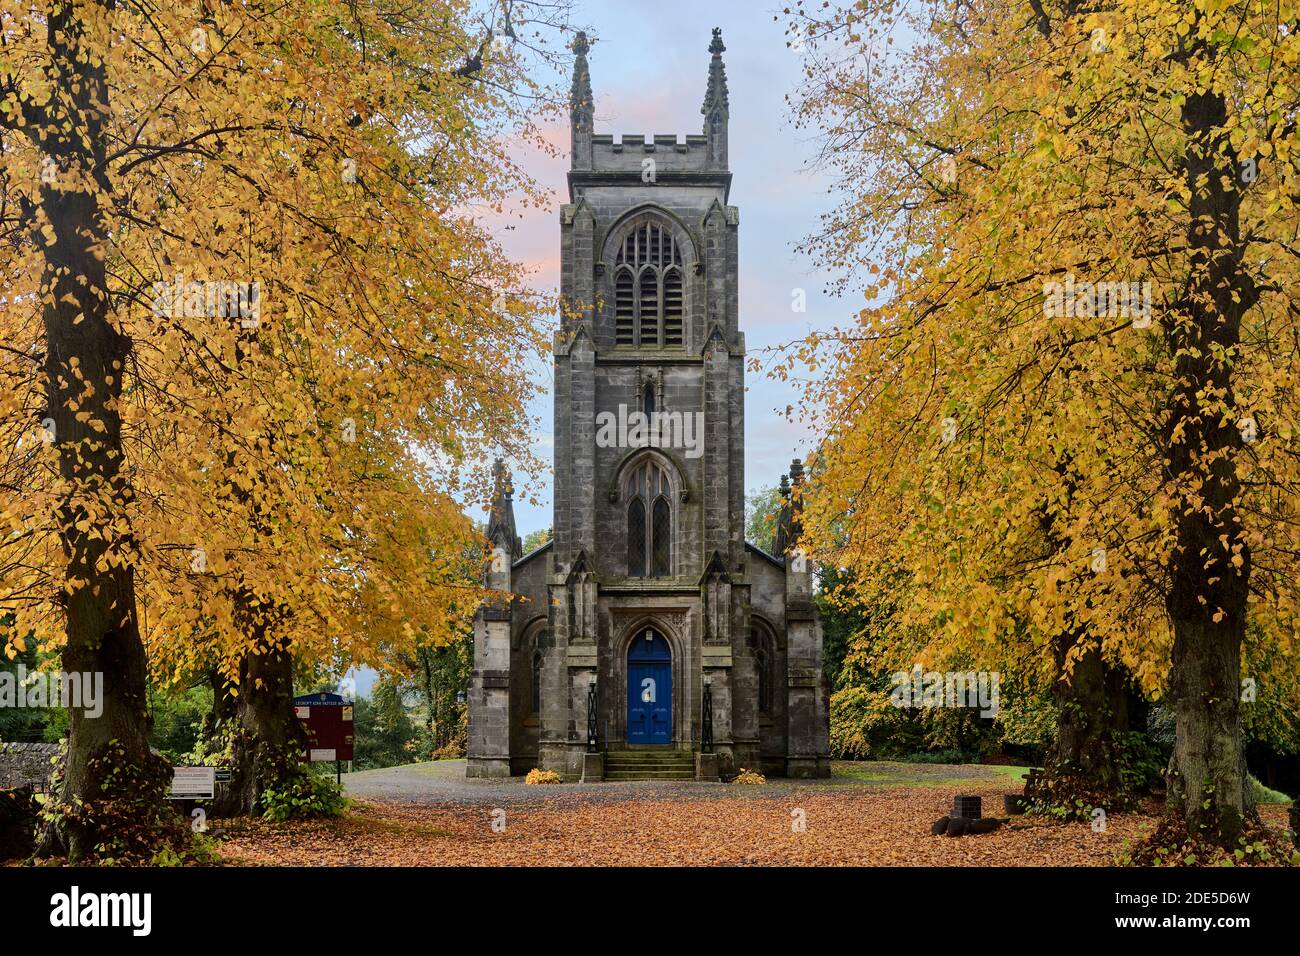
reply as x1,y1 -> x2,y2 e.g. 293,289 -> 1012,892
499,2 -> 843,522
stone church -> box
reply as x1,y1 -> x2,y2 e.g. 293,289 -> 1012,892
467,29 -> 831,781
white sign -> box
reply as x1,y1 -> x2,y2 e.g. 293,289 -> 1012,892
309,748 -> 337,762
294,706 -> 311,718
169,766 -> 215,800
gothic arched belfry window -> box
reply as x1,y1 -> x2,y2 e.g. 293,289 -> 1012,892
624,458 -> 672,577
614,221 -> 685,349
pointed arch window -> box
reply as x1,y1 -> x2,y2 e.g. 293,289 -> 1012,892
627,498 -> 646,576
752,628 -> 774,715
662,268 -> 683,347
624,458 -> 673,577
614,221 -> 685,349
614,269 -> 635,346
531,648 -> 543,714
651,497 -> 671,576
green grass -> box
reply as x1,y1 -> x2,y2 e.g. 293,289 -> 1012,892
986,765 -> 1033,783
831,760 -> 1032,789
1249,774 -> 1294,806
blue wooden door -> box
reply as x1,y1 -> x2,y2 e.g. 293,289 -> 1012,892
627,630 -> 672,745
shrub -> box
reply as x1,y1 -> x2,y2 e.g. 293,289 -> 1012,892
829,686 -> 923,759
1249,774 -> 1293,806
1116,730 -> 1167,795
431,740 -> 465,761
34,741 -> 207,865
1120,813 -> 1299,867
731,768 -> 766,784
901,748 -> 968,764
525,768 -> 562,785
993,690 -> 1059,754
1146,706 -> 1177,751
260,767 -> 347,821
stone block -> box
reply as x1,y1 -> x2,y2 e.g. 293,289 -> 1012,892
580,752 -> 604,782
695,752 -> 720,782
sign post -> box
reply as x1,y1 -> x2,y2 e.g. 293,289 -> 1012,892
292,692 -> 355,787
168,767 -> 215,801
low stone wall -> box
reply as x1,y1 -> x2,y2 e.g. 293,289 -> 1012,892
0,742 -> 59,789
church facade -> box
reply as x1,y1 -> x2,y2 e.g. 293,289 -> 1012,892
466,29 -> 831,781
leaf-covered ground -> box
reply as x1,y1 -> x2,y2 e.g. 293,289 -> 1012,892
213,761 -> 1294,866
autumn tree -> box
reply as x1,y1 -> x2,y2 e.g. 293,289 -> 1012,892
0,0 -> 564,855
786,0 -> 1300,847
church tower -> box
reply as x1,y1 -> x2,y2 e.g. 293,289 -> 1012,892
466,29 -> 830,780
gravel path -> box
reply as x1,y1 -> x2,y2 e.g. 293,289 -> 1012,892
341,759 -> 1013,808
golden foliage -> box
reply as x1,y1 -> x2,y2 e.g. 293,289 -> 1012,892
524,768 -> 562,785
0,2 -> 560,691
784,0 -> 1300,709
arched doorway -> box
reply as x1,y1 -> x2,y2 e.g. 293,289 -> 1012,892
626,629 -> 672,744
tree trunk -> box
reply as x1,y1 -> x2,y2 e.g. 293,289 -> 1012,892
201,668 -> 238,742
213,641 -> 304,817
418,648 -> 437,746
1162,80 -> 1257,846
34,1 -> 169,861
1166,618 -> 1251,842
1042,640 -> 1131,795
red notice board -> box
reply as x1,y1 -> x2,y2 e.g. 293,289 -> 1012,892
293,692 -> 355,762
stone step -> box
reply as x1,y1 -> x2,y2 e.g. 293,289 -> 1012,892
604,765 -> 695,773
605,750 -> 694,758
605,753 -> 695,761
603,751 -> 696,780
604,770 -> 696,780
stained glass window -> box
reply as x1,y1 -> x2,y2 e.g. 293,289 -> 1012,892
625,459 -> 672,577
651,497 -> 671,577
627,498 -> 646,577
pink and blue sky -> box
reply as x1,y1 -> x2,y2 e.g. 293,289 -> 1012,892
497,1 -> 847,539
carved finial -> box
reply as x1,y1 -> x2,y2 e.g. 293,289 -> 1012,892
787,460 -> 805,549
570,31 -> 594,169
702,28 -> 729,119
701,28 -> 729,167
570,32 -> 593,123
488,458 -> 521,558
773,474 -> 793,556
